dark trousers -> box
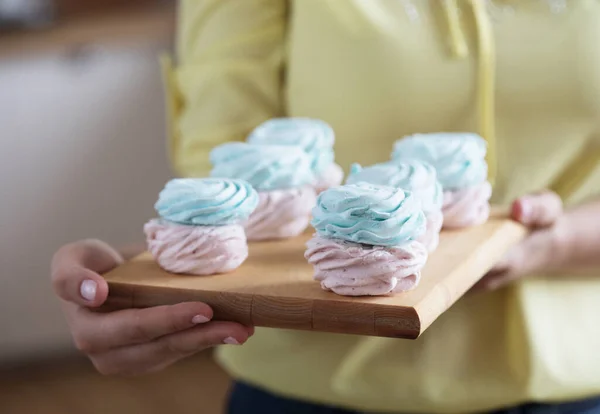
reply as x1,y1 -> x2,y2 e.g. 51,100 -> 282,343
227,381 -> 600,414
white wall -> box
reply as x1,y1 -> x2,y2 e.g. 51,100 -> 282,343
0,42 -> 173,363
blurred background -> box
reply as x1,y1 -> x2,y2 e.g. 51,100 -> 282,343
0,1 -> 230,413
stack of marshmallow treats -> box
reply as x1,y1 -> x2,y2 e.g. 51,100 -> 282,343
247,118 -> 344,194
305,132 -> 491,296
144,118 -> 344,275
144,178 -> 258,275
209,142 -> 316,241
391,133 -> 492,228
305,182 -> 430,296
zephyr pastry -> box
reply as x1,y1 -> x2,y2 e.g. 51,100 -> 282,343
392,133 -> 492,228
305,182 -> 428,296
210,142 -> 316,241
247,117 -> 344,193
145,178 -> 258,275
347,160 -> 443,252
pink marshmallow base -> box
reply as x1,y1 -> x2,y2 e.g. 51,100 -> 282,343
244,186 -> 317,241
305,235 -> 428,297
442,181 -> 492,229
144,219 -> 248,275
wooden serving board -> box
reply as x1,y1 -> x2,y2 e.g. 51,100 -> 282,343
102,215 -> 526,339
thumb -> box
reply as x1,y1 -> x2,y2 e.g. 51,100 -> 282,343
53,266 -> 110,308
511,191 -> 562,228
51,240 -> 120,307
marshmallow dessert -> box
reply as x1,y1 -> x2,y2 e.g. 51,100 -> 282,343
305,182 -> 428,296
210,142 -> 317,241
144,178 -> 258,275
247,117 -> 344,193
392,133 -> 492,228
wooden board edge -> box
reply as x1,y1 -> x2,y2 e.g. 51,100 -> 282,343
101,282 -> 421,339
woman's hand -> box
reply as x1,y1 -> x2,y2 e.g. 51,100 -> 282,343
51,239 -> 253,376
472,191 -> 564,291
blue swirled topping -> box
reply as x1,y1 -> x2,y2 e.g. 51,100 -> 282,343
391,133 -> 487,190
155,178 -> 258,225
210,142 -> 315,191
346,161 -> 443,213
311,182 -> 426,246
247,118 -> 335,176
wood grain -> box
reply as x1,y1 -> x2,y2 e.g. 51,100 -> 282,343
102,216 -> 526,338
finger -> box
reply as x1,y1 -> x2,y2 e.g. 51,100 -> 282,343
52,239 -> 124,274
51,240 -> 123,307
470,244 -> 518,293
52,265 -> 109,308
507,229 -> 558,276
471,267 -> 503,292
91,321 -> 252,376
72,302 -> 215,352
471,228 -> 555,293
511,191 -> 562,228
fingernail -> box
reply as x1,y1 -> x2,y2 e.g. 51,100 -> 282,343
223,337 -> 240,345
80,280 -> 97,301
191,315 -> 210,324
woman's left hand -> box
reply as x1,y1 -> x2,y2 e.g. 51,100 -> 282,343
472,191 -> 564,291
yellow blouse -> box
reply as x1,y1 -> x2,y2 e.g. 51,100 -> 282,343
166,1 -> 600,412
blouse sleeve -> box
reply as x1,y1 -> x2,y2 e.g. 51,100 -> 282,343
164,0 -> 288,177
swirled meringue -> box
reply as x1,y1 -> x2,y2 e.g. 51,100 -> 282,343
311,182 -> 426,246
210,142 -> 314,191
305,235 -> 428,296
144,219 -> 248,275
245,187 -> 316,240
346,161 -> 442,213
392,133 -> 488,190
154,178 -> 258,226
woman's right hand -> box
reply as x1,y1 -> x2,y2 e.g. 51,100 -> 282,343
51,239 -> 254,376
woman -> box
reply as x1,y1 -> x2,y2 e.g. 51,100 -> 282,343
51,1 -> 600,413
